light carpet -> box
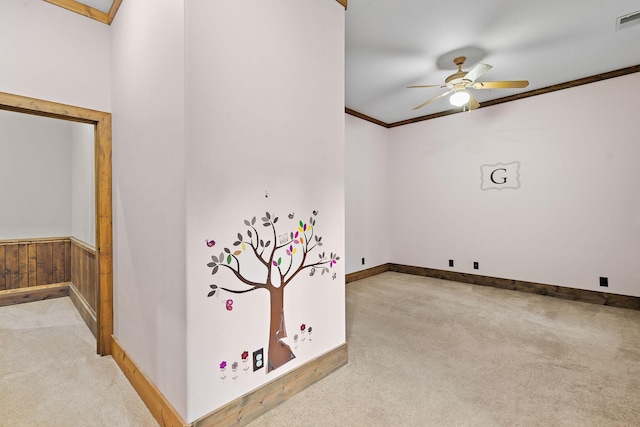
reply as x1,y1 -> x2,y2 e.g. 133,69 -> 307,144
249,272 -> 640,426
0,297 -> 157,426
3,273 -> 640,426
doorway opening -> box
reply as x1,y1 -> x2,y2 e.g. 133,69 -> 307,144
0,91 -> 113,356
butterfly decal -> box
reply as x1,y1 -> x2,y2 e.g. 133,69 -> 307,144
206,239 -> 216,247
226,299 -> 234,311
288,212 -> 295,219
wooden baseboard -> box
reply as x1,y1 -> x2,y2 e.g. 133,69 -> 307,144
111,337 -> 189,427
193,343 -> 349,426
69,283 -> 97,338
112,337 -> 347,427
0,282 -> 69,307
389,264 -> 640,311
346,264 -> 391,283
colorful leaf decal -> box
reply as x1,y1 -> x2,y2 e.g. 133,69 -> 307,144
233,250 -> 242,256
273,217 -> 278,224
227,255 -> 232,264
277,257 -> 282,265
247,230 -> 252,238
212,265 -> 219,275
266,212 -> 271,220
207,262 -> 216,268
224,248 -> 230,254
212,255 -> 219,263
251,216 -> 256,225
244,220 -> 250,226
273,261 -> 278,267
241,243 -> 246,251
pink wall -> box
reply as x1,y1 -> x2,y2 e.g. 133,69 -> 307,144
382,72 -> 640,296
184,1 -> 345,420
0,0 -> 110,111
111,0 -> 188,417
345,114 -> 391,273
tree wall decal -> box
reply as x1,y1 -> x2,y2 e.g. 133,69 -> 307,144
206,211 -> 339,372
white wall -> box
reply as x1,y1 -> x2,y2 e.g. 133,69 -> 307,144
345,114 -> 390,273
184,0 -> 345,421
0,0 -> 105,246
110,0 -> 187,418
385,72 -> 640,297
0,111 -> 71,239
0,0 -> 111,112
71,122 -> 96,246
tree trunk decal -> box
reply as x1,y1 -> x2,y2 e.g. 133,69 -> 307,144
206,211 -> 339,373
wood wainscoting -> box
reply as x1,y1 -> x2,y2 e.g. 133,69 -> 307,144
70,237 -> 97,312
0,236 -> 99,335
70,237 -> 98,337
0,237 -> 71,291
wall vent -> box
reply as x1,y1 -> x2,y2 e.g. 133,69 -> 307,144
617,10 -> 640,30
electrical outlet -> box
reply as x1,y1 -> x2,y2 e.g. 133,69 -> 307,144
600,277 -> 609,287
473,262 -> 479,270
362,257 -> 365,265
449,259 -> 454,267
253,348 -> 264,371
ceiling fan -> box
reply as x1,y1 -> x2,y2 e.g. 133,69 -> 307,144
408,56 -> 529,111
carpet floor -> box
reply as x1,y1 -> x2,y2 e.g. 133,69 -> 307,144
0,296 -> 157,426
2,272 -> 640,426
250,272 -> 640,426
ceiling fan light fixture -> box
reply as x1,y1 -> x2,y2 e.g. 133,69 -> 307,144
450,90 -> 470,106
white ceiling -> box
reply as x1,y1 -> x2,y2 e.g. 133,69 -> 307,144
345,0 -> 640,125
77,0 -> 113,13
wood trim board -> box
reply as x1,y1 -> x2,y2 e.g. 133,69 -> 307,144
346,263 -> 640,311
0,283 -> 69,307
112,336 -> 347,427
69,283 -> 98,338
0,91 -> 113,356
111,337 -> 189,427
347,65 -> 640,128
44,0 -> 111,25
345,264 -> 390,283
192,343 -> 349,426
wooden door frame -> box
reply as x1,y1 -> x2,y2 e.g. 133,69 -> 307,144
0,91 -> 113,356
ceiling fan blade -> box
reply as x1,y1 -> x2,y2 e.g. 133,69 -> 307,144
468,92 -> 480,110
407,84 -> 446,89
472,80 -> 529,89
412,89 -> 454,110
463,63 -> 492,83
